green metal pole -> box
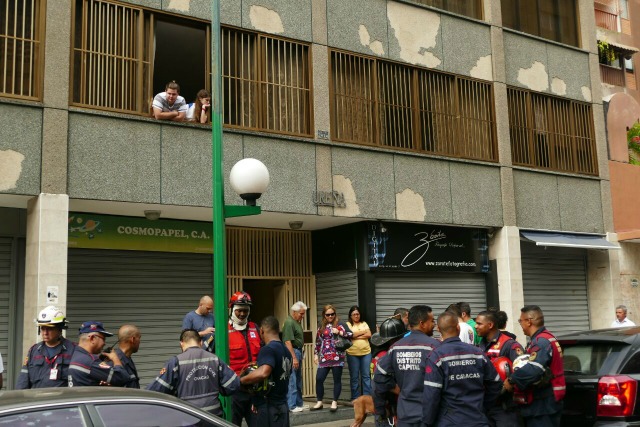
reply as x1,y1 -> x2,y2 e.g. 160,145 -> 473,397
211,0 -> 231,420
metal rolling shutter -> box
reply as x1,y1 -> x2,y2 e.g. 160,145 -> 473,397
315,270 -> 358,401
67,249 -> 213,387
375,273 -> 488,325
521,242 -> 588,336
0,238 -> 12,387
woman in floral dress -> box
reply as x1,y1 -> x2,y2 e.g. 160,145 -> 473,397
311,304 -> 353,412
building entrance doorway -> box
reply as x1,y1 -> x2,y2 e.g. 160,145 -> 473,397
243,279 -> 288,327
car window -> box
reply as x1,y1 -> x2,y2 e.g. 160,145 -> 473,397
0,406 -> 86,427
94,403 -> 220,427
621,351 -> 640,374
562,343 -> 623,375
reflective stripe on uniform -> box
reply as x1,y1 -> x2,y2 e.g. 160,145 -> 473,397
529,361 -> 545,371
390,345 -> 434,352
154,377 -> 173,391
376,365 -> 388,375
222,373 -> 238,388
69,365 -> 91,374
178,357 -> 217,365
106,369 -> 114,384
436,353 -> 485,367
424,380 -> 442,388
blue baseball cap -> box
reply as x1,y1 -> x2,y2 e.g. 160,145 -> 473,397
78,321 -> 114,337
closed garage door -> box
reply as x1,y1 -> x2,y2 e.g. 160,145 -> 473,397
521,242 -> 588,336
375,273 -> 488,325
0,238 -> 12,388
67,249 -> 213,387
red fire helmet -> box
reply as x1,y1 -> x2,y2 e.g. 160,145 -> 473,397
492,356 -> 513,381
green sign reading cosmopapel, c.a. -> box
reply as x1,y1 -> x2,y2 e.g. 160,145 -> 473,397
68,213 -> 213,254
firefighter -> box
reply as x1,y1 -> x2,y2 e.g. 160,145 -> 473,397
16,306 -> 75,388
503,306 -> 565,427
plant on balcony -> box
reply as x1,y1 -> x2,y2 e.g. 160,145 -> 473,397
627,122 -> 640,165
598,40 -> 618,65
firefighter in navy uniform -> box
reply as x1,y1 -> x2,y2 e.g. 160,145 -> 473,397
16,306 -> 76,389
475,310 -> 524,427
503,306 -> 565,427
68,321 -> 130,387
147,328 -> 240,416
374,305 -> 439,427
228,291 -> 262,426
422,311 -> 502,427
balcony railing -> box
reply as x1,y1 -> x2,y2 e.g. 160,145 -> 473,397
600,64 -> 625,87
595,9 -> 618,31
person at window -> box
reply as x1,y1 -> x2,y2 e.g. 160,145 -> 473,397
147,328 -> 240,416
283,301 -> 308,413
240,316 -> 292,427
182,295 -> 215,352
345,305 -> 372,401
611,304 -> 636,327
152,81 -> 188,122
186,89 -> 212,124
312,304 -> 353,412
68,321 -> 129,387
16,306 -> 75,389
113,324 -> 141,388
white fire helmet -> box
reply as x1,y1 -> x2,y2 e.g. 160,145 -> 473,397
513,354 -> 531,371
37,306 -> 68,329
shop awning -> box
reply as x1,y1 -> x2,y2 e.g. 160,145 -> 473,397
520,231 -> 620,250
607,40 -> 640,55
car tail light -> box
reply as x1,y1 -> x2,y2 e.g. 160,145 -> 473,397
597,375 -> 637,417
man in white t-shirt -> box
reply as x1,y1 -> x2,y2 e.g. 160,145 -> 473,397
447,303 -> 475,344
152,81 -> 188,122
611,305 -> 636,328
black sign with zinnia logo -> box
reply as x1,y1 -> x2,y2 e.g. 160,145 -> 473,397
367,223 -> 489,273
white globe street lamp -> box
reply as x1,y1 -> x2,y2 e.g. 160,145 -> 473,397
229,158 -> 270,206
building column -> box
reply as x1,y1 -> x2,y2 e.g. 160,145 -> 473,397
23,194 -> 69,356
489,225 -> 526,344
587,233 -> 620,329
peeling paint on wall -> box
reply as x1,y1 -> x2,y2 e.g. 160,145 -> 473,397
167,0 -> 190,12
0,149 -> 24,191
517,61 -> 549,92
551,77 -> 567,96
249,5 -> 284,34
332,175 -> 361,217
359,25 -> 385,56
396,189 -> 426,221
469,55 -> 493,81
581,86 -> 592,102
387,2 -> 441,68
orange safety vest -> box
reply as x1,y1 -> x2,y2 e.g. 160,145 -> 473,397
228,321 -> 262,374
513,329 -> 565,405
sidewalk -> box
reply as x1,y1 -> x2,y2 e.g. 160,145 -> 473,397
289,401 -> 375,426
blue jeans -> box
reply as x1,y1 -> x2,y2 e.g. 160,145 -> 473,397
287,348 -> 303,410
346,353 -> 372,400
316,366 -> 343,401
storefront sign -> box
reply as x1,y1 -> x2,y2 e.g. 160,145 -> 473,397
312,191 -> 346,208
367,222 -> 489,273
68,213 -> 213,253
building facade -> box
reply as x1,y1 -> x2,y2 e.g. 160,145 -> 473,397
0,0 -> 620,396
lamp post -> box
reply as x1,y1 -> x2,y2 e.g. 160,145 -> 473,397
212,1 -> 269,421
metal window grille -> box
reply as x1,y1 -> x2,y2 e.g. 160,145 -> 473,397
222,26 -> 312,137
412,0 -> 483,20
0,0 -> 44,100
330,50 -> 497,162
507,87 -> 598,175
71,0 -> 151,114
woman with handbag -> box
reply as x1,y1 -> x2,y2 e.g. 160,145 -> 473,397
345,305 -> 372,401
312,304 -> 353,412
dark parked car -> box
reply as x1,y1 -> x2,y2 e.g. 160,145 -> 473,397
0,387 -> 234,427
559,326 -> 640,426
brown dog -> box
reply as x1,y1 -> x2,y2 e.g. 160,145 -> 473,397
350,395 -> 375,427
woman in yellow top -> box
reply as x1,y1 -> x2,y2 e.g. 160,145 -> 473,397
345,305 -> 372,401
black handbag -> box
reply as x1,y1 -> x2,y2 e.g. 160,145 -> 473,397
334,334 -> 353,351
